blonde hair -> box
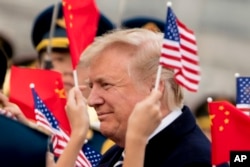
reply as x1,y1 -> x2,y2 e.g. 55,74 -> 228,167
79,28 -> 184,111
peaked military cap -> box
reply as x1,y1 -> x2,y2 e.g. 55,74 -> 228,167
121,17 -> 165,32
31,2 -> 115,54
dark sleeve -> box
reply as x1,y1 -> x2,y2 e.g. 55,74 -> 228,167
98,145 -> 123,167
216,162 -> 230,167
0,115 -> 50,167
185,162 -> 229,167
185,163 -> 212,167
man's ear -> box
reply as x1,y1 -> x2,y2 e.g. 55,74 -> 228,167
158,80 -> 165,92
151,79 -> 165,92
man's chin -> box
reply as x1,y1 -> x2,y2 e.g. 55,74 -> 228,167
100,124 -> 113,137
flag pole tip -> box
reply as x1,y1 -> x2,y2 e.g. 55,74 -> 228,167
167,1 -> 172,7
235,73 -> 240,77
207,97 -> 213,103
30,83 -> 35,88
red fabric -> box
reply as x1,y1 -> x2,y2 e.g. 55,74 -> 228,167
208,100 -> 250,165
9,66 -> 71,134
62,0 -> 99,69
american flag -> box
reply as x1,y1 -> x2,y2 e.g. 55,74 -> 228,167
83,144 -> 102,167
236,76 -> 250,113
159,6 -> 200,92
31,86 -> 92,167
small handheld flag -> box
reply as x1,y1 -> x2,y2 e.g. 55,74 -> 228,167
235,73 -> 250,114
30,84 -> 93,167
82,143 -> 102,167
158,2 -> 200,92
62,0 -> 99,69
9,66 -> 71,134
208,99 -> 250,165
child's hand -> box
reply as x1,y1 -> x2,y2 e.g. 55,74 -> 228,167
127,89 -> 162,140
65,87 -> 89,138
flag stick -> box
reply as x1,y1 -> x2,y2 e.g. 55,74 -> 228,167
116,0 -> 127,28
44,2 -> 59,69
154,65 -> 162,90
167,1 -> 172,7
235,73 -> 240,78
154,2 -> 172,90
47,2 -> 59,55
207,97 -> 213,103
73,69 -> 79,88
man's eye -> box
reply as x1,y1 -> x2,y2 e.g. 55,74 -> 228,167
88,83 -> 93,89
101,83 -> 111,89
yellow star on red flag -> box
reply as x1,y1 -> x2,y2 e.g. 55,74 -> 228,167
62,0 -> 99,69
208,100 -> 250,165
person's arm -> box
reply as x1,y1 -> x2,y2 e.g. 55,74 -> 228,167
1,88 -> 90,167
0,92 -> 52,135
0,92 -> 29,124
0,91 -> 51,135
53,87 -> 90,167
123,89 -> 162,167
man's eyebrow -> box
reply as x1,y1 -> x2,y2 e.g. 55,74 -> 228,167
92,74 -> 112,81
81,78 -> 90,85
94,77 -> 107,83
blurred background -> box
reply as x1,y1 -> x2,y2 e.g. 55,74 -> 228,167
0,0 -> 250,110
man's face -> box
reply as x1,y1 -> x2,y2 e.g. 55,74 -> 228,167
87,48 -> 151,146
77,65 -> 91,98
40,52 -> 74,95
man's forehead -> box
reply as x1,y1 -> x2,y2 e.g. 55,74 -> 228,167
88,66 -> 133,88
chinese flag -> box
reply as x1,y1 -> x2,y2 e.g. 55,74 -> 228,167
62,0 -> 99,69
9,66 -> 71,134
208,100 -> 250,165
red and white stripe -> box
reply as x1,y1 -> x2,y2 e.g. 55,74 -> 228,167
160,11 -> 200,92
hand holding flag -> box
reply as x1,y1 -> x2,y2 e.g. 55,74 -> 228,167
66,86 -> 102,167
31,85 -> 93,167
31,85 -> 102,166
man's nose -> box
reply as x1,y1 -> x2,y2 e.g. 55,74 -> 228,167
87,86 -> 104,107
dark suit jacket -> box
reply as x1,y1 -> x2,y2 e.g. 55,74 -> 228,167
0,115 -> 49,167
97,106 -> 229,167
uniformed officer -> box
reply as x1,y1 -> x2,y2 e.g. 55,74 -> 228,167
31,2 -> 115,156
